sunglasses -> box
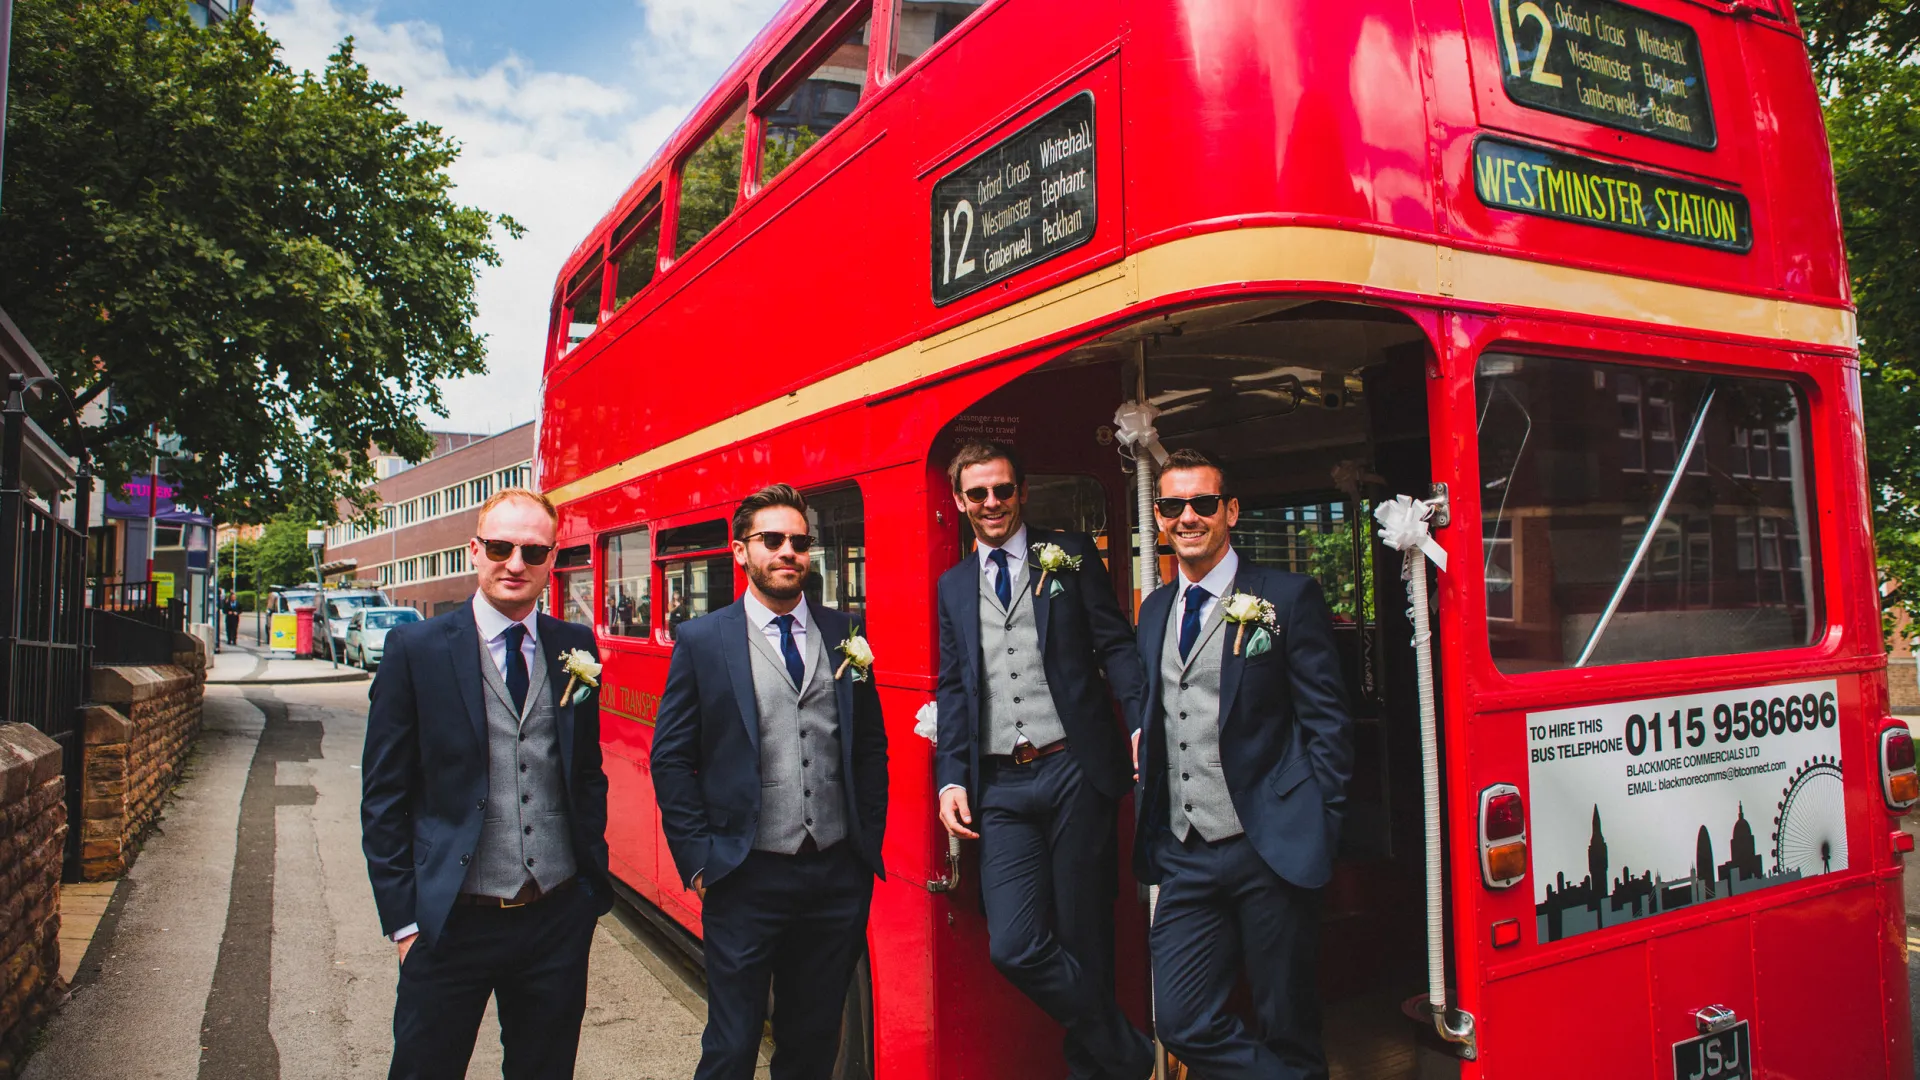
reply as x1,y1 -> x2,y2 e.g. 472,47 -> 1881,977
743,530 -> 816,554
961,483 -> 1019,504
475,537 -> 555,565
1152,494 -> 1227,519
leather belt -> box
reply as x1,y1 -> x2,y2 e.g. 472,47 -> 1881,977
994,738 -> 1069,766
457,876 -> 575,909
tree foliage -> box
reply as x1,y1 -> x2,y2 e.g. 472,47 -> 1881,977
1803,1 -> 1920,645
0,0 -> 519,520
254,513 -> 320,589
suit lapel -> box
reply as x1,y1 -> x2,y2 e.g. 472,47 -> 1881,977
1139,586 -> 1172,738
538,616 -> 575,782
954,566 -> 982,693
1030,530 -> 1053,651
448,606 -> 489,756
1217,575 -> 1248,727
720,605 -> 762,752
815,606 -> 857,758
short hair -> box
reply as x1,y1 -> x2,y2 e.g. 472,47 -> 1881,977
947,440 -> 1024,492
476,488 -> 557,526
733,484 -> 810,540
1158,448 -> 1231,498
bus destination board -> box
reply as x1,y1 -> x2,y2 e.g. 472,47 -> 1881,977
931,92 -> 1095,306
1490,0 -> 1715,149
1474,137 -> 1751,252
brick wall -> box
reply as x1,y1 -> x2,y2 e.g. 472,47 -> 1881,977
0,724 -> 66,1080
79,638 -> 206,881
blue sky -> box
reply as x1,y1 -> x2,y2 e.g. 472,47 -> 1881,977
254,0 -> 788,435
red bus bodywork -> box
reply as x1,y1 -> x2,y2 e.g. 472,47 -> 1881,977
537,1 -> 1907,1077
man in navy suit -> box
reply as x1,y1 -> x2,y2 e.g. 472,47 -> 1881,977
935,440 -> 1153,1080
1133,449 -> 1353,1080
653,484 -> 889,1080
361,488 -> 613,1080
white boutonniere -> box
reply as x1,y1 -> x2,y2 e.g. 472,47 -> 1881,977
1030,542 -> 1081,598
914,701 -> 939,744
1221,591 -> 1280,658
558,648 -> 601,705
834,631 -> 874,681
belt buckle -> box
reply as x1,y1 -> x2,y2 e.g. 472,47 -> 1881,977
1011,742 -> 1036,765
499,897 -> 528,909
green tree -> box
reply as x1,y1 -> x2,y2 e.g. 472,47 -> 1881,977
254,514 -> 320,589
216,537 -> 260,594
0,1 -> 520,520
1801,2 -> 1920,645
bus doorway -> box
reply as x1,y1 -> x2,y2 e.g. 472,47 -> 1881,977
934,299 -> 1447,1080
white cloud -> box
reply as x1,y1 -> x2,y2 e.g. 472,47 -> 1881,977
254,0 -> 767,435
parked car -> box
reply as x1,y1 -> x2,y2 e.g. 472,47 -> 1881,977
345,607 -> 420,668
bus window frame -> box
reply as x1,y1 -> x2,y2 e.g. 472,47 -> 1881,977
610,185 -> 664,312
885,0 -> 1000,82
600,523 -> 657,647
747,0 -> 875,196
558,254 -> 608,357
666,88 -> 751,271
651,510 -> 738,645
1451,313 -> 1843,711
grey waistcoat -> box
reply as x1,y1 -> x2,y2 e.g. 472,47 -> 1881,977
746,614 -> 847,854
464,629 -> 578,897
1162,597 -> 1244,842
979,560 -> 1067,755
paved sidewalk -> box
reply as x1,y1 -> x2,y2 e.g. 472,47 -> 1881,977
207,640 -> 368,686
27,684 -> 706,1080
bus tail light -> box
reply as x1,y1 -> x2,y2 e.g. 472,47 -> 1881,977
1882,724 -> 1918,812
1479,784 -> 1527,888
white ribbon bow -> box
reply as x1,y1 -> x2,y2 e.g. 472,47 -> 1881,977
1374,495 -> 1449,572
913,701 -> 939,744
1112,401 -> 1170,467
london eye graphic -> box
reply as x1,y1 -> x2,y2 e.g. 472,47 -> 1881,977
1773,756 -> 1847,876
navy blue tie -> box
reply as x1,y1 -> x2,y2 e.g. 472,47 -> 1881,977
988,548 -> 1012,610
1178,585 -> 1210,661
504,623 -> 529,715
775,614 -> 806,691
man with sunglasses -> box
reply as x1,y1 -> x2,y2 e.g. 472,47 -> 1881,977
935,440 -> 1153,1080
1133,449 -> 1353,1080
653,484 -> 889,1080
362,489 -> 613,1080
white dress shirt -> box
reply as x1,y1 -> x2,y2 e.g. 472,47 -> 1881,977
391,594 -> 543,946
1175,546 -> 1240,630
742,589 -> 810,656
976,524 -> 1030,595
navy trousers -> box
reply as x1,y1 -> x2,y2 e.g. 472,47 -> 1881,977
695,843 -> 874,1080
1149,830 -> 1326,1080
979,753 -> 1152,1080
389,883 -> 598,1080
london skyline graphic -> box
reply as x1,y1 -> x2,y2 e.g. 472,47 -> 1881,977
1536,801 -> 1803,942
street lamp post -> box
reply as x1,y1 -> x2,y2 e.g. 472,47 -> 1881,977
307,528 -> 334,668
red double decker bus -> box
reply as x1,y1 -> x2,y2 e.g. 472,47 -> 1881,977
538,1 -> 1911,1076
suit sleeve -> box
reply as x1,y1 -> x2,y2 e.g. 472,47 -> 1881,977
574,630 -> 611,874
1285,578 -> 1355,820
852,652 -> 890,878
651,629 -> 711,888
934,578 -> 973,794
361,627 -> 420,938
1071,532 -> 1148,733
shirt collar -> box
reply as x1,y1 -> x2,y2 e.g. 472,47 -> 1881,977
743,590 -> 809,633
1178,547 -> 1240,604
976,524 -> 1030,572
471,592 -> 539,645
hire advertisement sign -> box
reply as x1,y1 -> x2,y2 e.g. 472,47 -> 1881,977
1526,679 -> 1845,942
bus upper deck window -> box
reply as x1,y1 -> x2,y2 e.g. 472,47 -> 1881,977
675,99 -> 747,257
562,259 -> 604,352
612,189 -> 661,310
1476,354 -> 1817,673
890,0 -> 987,73
758,1 -> 871,185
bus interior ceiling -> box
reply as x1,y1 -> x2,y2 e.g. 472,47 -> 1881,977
970,299 -> 1444,1079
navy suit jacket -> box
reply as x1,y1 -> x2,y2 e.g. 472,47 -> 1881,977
936,529 -> 1147,803
651,600 -> 889,890
361,603 -> 613,948
1132,561 -> 1354,890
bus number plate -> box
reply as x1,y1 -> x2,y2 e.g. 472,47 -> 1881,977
1672,1021 -> 1749,1080
930,92 -> 1096,306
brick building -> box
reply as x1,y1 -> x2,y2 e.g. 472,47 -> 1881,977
323,423 -> 534,616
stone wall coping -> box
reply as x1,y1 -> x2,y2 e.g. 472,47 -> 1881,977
81,704 -> 133,746
0,723 -> 63,805
91,664 -> 196,705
